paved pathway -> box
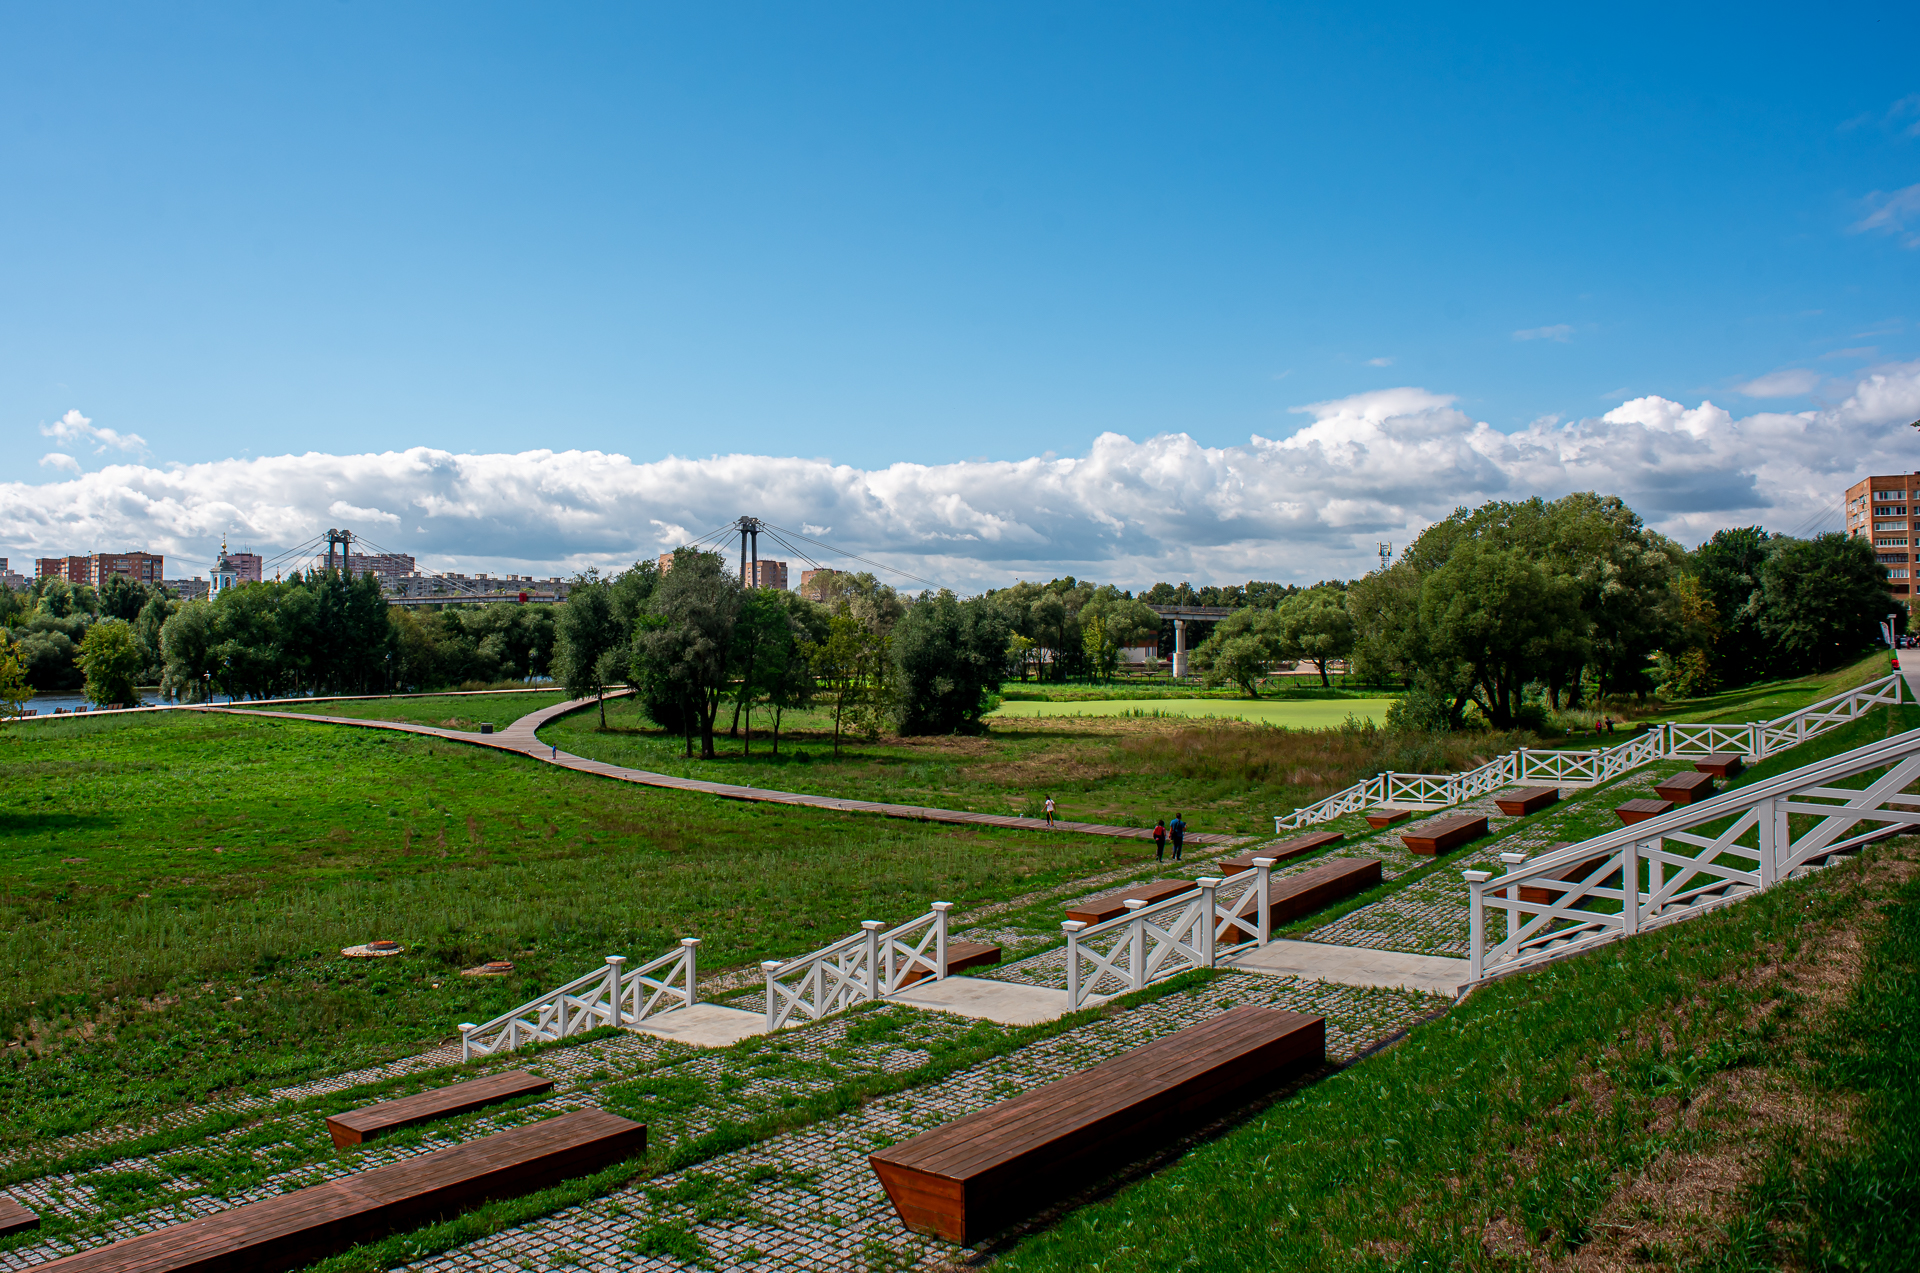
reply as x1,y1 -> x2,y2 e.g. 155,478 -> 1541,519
210,694 -> 1245,845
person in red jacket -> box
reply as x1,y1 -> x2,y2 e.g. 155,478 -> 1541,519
1152,819 -> 1168,861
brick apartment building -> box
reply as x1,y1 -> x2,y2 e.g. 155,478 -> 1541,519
1845,471 -> 1920,603
35,551 -> 165,589
227,551 -> 263,583
660,551 -> 789,589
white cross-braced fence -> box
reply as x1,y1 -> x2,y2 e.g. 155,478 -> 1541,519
1464,725 -> 1920,982
1062,862 -> 1277,1009
459,939 -> 700,1060
761,903 -> 952,1032
1277,673 -> 1907,832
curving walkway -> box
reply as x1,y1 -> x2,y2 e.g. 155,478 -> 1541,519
212,692 -> 1246,846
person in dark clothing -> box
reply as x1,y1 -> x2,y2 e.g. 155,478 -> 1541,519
1169,813 -> 1186,861
1152,819 -> 1167,861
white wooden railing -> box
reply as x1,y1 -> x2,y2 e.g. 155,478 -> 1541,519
1062,862 -> 1275,1009
761,903 -> 952,1032
459,939 -> 700,1061
1465,724 -> 1920,982
1277,673 -> 1907,832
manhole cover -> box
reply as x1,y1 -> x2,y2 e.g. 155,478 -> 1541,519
367,940 -> 400,951
483,960 -> 514,973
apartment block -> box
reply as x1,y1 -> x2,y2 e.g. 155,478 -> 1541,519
1845,471 -> 1920,601
228,551 -> 264,583
749,559 -> 789,589
35,551 -> 165,589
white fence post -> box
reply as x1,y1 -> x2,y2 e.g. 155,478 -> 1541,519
861,921 -> 884,1002
1499,852 -> 1527,943
680,938 -> 699,1008
604,955 -> 626,1029
1463,871 -> 1490,982
1064,921 -> 1085,1006
1253,857 -> 1274,944
1757,795 -> 1780,888
761,960 -> 782,1033
458,1022 -> 477,1062
1124,899 -> 1148,991
1621,841 -> 1641,936
932,902 -> 952,982
1198,877 -> 1220,965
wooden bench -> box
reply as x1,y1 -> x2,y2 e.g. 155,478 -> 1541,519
1216,831 -> 1342,876
1494,786 -> 1559,817
1401,814 -> 1488,855
326,1069 -> 555,1149
1496,844 -> 1616,906
1654,771 -> 1715,804
0,1194 -> 37,1237
1615,798 -> 1674,825
1364,808 -> 1412,829
1694,753 -> 1745,778
1064,879 -> 1194,925
870,1005 -> 1323,1244
897,941 -> 1004,987
35,1109 -> 645,1273
1223,858 -> 1383,941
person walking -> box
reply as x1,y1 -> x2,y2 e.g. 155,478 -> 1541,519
1169,813 -> 1186,861
1152,818 -> 1167,861
1044,795 -> 1056,827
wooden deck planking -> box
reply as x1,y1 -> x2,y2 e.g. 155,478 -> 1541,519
1363,808 -> 1413,829
1654,771 -> 1715,804
0,1194 -> 38,1237
869,1006 -> 1324,1244
1222,858 -> 1382,940
33,1110 -> 644,1273
897,940 -> 1004,987
1695,753 -> 1745,778
1216,831 -> 1342,875
1401,814 -> 1489,855
1493,786 -> 1559,817
325,1069 -> 554,1149
1615,798 -> 1675,825
1064,879 -> 1196,925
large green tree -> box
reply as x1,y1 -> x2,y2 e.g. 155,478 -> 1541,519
892,590 -> 1010,734
1273,586 -> 1355,688
77,619 -> 144,707
1755,533 -> 1892,671
630,551 -> 742,757
554,572 -> 625,726
1192,607 -> 1285,697
1689,526 -> 1775,686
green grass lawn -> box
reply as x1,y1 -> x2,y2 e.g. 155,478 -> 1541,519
0,709 -> 1126,1146
996,840 -> 1920,1272
233,689 -> 567,731
988,697 -> 1393,726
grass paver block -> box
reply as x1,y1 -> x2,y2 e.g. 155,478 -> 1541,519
33,1109 -> 644,1273
868,1005 -> 1324,1245
1400,814 -> 1488,856
324,1068 -> 555,1149
1493,786 -> 1559,817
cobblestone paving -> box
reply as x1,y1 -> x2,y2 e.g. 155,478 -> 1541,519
393,973 -> 1445,1273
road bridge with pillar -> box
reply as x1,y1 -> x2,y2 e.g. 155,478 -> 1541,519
1146,604 -> 1233,678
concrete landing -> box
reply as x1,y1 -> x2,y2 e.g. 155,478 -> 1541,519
625,1003 -> 768,1048
1225,940 -> 1471,998
885,976 -> 1104,1025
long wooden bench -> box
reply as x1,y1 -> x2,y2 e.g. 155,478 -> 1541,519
1223,857 -> 1382,940
0,1194 -> 37,1237
1653,771 -> 1715,804
1064,879 -> 1194,925
326,1069 -> 555,1149
1494,786 -> 1559,816
36,1109 -> 644,1273
1694,753 -> 1745,778
1364,808 -> 1412,829
1496,843 -> 1616,906
1401,814 -> 1488,855
1216,831 -> 1342,876
870,1005 -> 1323,1244
1615,798 -> 1674,825
897,941 -> 1004,987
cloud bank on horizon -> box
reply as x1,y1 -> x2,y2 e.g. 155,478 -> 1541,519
8,364 -> 1920,591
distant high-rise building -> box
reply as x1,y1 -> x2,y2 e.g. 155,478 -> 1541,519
227,551 -> 263,583
749,559 -> 789,590
1844,471 -> 1920,607
35,551 -> 165,589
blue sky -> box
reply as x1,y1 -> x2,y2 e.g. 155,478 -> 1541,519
5,3 -> 1920,584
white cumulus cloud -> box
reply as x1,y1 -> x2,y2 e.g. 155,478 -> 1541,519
38,452 -> 80,472
5,364 -> 1919,588
38,409 -> 149,456
1736,368 -> 1821,397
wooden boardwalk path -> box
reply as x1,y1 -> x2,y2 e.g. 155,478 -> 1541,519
212,695 -> 1245,846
